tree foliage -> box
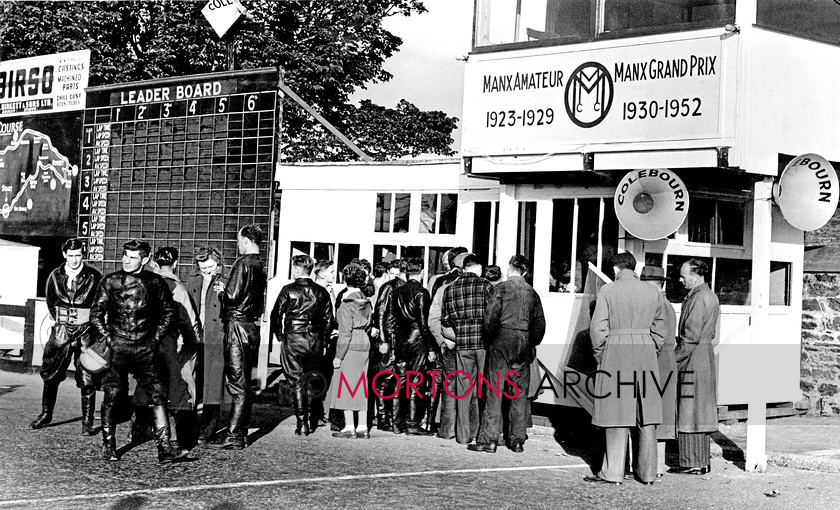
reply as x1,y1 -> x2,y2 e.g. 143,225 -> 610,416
0,0 -> 457,160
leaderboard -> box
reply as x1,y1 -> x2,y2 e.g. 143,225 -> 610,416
78,69 -> 277,275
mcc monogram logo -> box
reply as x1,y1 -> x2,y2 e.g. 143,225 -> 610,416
564,61 -> 614,128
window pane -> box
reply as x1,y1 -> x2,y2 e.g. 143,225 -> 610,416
373,244 -> 397,266
475,0 -> 590,47
665,255 -> 712,303
517,202 -> 537,286
757,0 -> 840,46
576,199 -> 601,292
604,0 -> 735,34
600,198 -> 620,270
393,193 -> 411,233
313,242 -> 335,263
428,246 -> 450,280
374,193 -> 391,233
440,193 -> 458,234
289,241 -> 310,279
336,243 -> 360,283
419,194 -> 437,234
473,201 -> 493,269
770,261 -> 791,306
645,252 -> 664,268
717,200 -> 745,246
550,199 -> 575,293
688,197 -> 715,243
715,258 -> 751,306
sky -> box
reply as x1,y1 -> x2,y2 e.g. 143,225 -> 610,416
350,0 -> 473,154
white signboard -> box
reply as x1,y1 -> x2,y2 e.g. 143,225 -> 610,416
0,50 -> 90,118
461,36 -> 723,156
202,0 -> 247,38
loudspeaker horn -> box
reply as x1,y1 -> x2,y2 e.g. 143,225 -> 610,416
773,154 -> 839,231
614,169 -> 689,241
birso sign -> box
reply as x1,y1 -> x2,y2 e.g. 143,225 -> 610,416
202,0 -> 247,38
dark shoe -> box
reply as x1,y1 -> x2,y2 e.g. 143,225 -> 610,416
294,417 -> 311,437
467,442 -> 497,453
101,427 -> 118,462
330,421 -> 342,432
196,435 -> 208,446
332,429 -> 357,439
30,408 -> 52,430
392,425 -> 407,435
208,435 -> 245,451
583,475 -> 622,485
510,441 -> 524,453
405,426 -> 434,436
668,466 -> 710,475
158,444 -> 191,463
356,429 -> 370,439
377,422 -> 392,432
81,390 -> 97,436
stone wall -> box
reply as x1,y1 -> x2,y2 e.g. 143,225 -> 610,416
801,273 -> 840,415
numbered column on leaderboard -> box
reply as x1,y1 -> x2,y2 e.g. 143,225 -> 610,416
77,70 -> 278,275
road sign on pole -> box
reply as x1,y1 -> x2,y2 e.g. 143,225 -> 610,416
202,0 -> 247,38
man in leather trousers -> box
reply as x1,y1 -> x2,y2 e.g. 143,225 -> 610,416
90,239 -> 185,463
271,254 -> 333,436
31,238 -> 102,435
386,258 -> 437,436
212,224 -> 267,450
369,259 -> 406,431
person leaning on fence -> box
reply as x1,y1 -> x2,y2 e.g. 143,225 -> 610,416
330,262 -> 373,439
271,254 -> 334,436
31,238 -> 102,435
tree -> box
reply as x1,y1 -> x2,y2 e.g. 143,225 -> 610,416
0,0 -> 458,161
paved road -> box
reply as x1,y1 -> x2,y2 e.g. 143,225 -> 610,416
2,371 -> 839,509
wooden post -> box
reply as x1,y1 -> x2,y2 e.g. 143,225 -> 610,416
746,176 -> 772,472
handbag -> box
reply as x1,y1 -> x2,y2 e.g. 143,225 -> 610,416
80,339 -> 112,375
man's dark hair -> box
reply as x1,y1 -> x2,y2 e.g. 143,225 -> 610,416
154,246 -> 179,267
508,255 -> 530,275
405,257 -> 424,276
61,238 -> 86,254
486,265 -> 503,282
124,239 -> 151,258
314,259 -> 334,277
292,254 -> 314,275
342,263 -> 368,288
359,258 -> 372,274
447,247 -> 469,269
372,263 -> 388,278
462,253 -> 481,269
194,246 -> 224,267
612,252 -> 637,271
686,258 -> 709,277
239,224 -> 264,245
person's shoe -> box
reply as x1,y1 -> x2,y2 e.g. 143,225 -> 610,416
509,441 -> 524,453
158,444 -> 191,463
208,435 -> 245,451
356,428 -> 370,439
405,426 -> 433,436
466,442 -> 497,453
294,418 -> 311,437
196,434 -> 208,446
30,408 -> 52,430
377,422 -> 392,432
668,466 -> 710,475
436,432 -> 455,440
332,429 -> 357,439
392,424 -> 407,435
583,475 -> 622,485
101,430 -> 118,462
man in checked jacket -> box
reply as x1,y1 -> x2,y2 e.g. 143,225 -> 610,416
442,253 -> 495,445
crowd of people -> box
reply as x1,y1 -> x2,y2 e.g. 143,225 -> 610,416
28,229 -> 719,487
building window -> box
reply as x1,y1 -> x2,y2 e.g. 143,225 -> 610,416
289,242 -> 360,283
550,197 -> 619,293
373,244 -> 397,266
374,193 -> 411,233
687,197 -> 745,246
473,201 -> 500,267
419,193 -> 458,234
474,0 -> 735,48
757,0 -> 840,47
769,261 -> 791,306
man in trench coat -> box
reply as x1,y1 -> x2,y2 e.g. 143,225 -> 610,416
670,259 -> 719,475
586,252 -> 667,485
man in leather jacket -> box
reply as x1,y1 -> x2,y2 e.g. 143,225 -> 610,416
212,224 -> 267,450
271,254 -> 334,436
31,238 -> 102,435
90,239 -> 185,463
385,258 -> 437,436
369,259 -> 406,431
